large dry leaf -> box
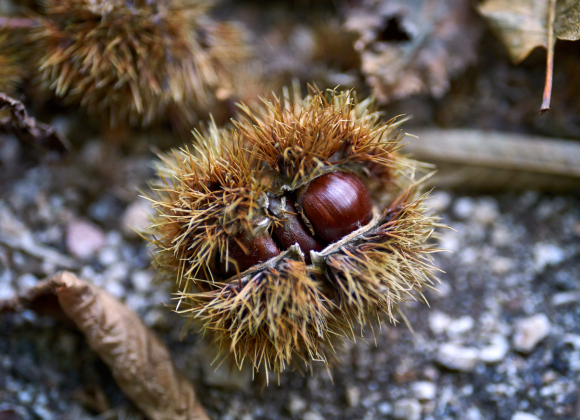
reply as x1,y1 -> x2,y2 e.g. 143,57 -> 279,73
345,0 -> 483,103
405,129 -> 580,190
478,0 -> 580,112
478,0 -> 580,63
1,272 -> 209,420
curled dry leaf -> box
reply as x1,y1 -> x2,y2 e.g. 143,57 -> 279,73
345,0 -> 483,103
405,129 -> 580,190
478,0 -> 580,112
0,93 -> 70,154
0,272 -> 209,420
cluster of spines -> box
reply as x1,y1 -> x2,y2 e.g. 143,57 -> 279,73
30,0 -> 247,128
148,88 -> 442,375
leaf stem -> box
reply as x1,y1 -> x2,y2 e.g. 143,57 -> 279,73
541,0 -> 557,114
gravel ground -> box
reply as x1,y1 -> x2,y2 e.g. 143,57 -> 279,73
1,131 -> 580,420
2,1 -> 580,419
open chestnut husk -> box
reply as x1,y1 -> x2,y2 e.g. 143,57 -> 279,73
147,89 -> 444,375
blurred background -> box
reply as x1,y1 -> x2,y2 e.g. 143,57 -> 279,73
0,0 -> 579,419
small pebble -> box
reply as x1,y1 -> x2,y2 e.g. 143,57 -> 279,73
436,343 -> 479,371
303,412 -> 324,420
393,398 -> 421,420
513,314 -> 551,353
131,270 -> 153,293
464,406 -> 482,420
511,412 -> 540,420
345,385 -> 360,407
479,335 -> 509,363
202,362 -> 252,391
429,311 -> 451,335
427,191 -> 452,212
121,199 -> 154,239
377,402 -> 392,415
411,381 -> 436,400
66,220 -> 106,259
453,197 -> 475,219
472,197 -> 499,224
287,394 -> 307,415
533,243 -> 565,270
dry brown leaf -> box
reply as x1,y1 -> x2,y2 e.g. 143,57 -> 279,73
478,0 -> 580,112
345,0 -> 483,103
1,272 -> 209,420
0,93 -> 70,154
405,129 -> 580,190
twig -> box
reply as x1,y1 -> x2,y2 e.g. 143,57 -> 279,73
0,93 -> 70,154
0,234 -> 78,269
540,0 -> 557,114
0,17 -> 39,29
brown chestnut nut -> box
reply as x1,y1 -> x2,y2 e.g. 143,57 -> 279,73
300,172 -> 372,244
218,232 -> 280,277
268,195 -> 324,264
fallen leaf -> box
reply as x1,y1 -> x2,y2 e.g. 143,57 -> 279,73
345,0 -> 483,102
0,272 -> 209,420
478,0 -> 580,112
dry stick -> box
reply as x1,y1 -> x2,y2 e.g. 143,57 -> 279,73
16,272 -> 210,420
541,0 -> 557,114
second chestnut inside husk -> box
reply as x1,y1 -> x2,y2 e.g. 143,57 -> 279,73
148,88 -> 443,375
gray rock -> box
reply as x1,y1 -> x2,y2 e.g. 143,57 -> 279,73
393,398 -> 421,420
453,197 -> 475,219
66,220 -> 106,259
513,314 -> 551,353
464,406 -> 482,420
436,343 -> 479,371
411,381 -> 436,400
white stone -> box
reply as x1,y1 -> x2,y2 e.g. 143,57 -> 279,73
105,280 -> 126,299
121,199 -> 154,239
287,394 -> 307,415
131,270 -> 154,293
447,316 -> 474,337
66,220 -> 106,259
454,198 -> 475,219
393,398 -> 421,420
345,386 -> 360,407
0,281 -> 16,301
473,198 -> 499,224
427,191 -> 452,212
551,292 -> 580,306
533,243 -> 565,270
465,407 -> 482,420
411,381 -> 436,400
436,343 -> 479,371
513,314 -> 551,353
98,247 -> 119,266
16,273 -> 37,291
479,335 -> 509,363
512,412 -> 541,420
377,402 -> 392,415
429,311 -> 451,335
491,257 -> 515,274
303,412 -> 324,420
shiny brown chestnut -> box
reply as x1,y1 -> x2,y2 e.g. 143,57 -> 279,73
218,232 -> 280,277
299,172 -> 372,244
268,195 -> 324,264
